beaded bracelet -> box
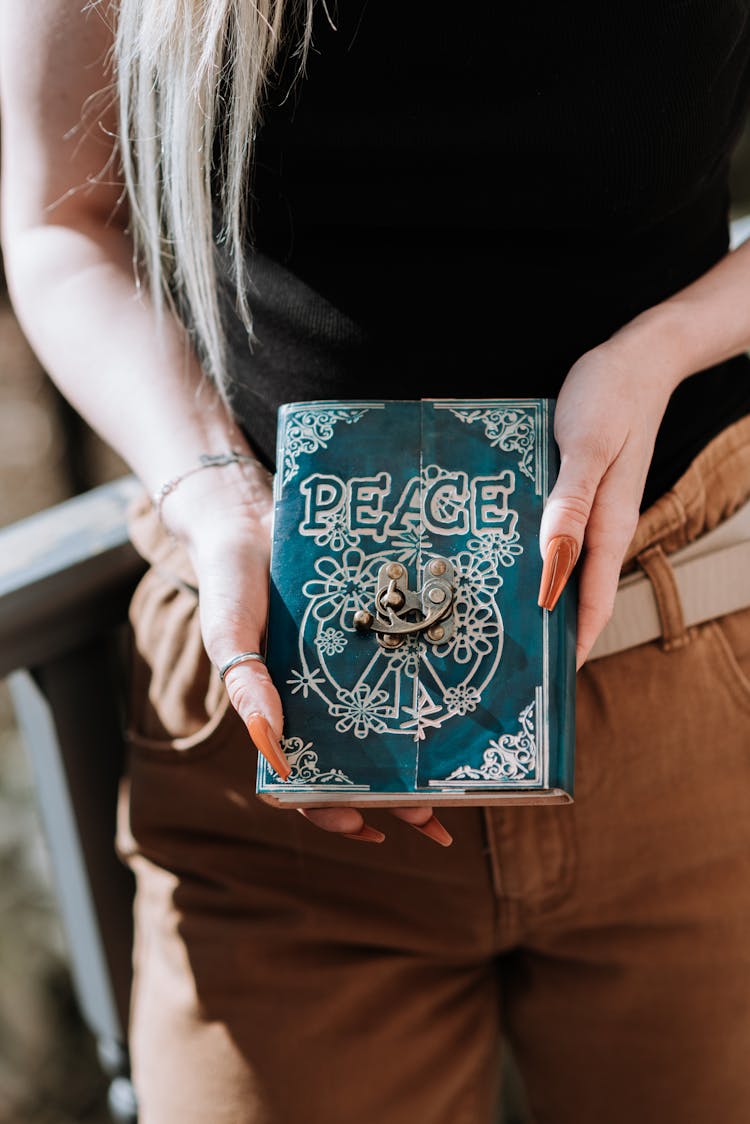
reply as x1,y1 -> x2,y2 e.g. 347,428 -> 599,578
151,450 -> 260,523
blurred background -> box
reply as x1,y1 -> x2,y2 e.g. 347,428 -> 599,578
2,127 -> 750,1122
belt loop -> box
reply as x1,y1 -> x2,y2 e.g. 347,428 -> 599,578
636,544 -> 690,651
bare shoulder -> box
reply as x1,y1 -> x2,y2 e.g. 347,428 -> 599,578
0,0 -> 120,227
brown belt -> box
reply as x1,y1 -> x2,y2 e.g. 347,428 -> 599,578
588,498 -> 750,661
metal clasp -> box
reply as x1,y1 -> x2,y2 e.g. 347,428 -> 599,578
353,557 -> 456,649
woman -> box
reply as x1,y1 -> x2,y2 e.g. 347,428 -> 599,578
2,2 -> 750,1121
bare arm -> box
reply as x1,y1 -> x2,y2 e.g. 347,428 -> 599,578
0,0 -> 256,515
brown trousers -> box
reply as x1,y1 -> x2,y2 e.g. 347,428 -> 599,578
117,416 -> 750,1124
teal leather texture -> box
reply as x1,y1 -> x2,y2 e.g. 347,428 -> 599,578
259,399 -> 576,806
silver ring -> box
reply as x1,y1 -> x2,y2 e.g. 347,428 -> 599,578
218,651 -> 266,681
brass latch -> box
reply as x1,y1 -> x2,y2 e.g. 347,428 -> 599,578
353,557 -> 456,649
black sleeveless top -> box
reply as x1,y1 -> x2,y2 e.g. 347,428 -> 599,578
221,1 -> 750,509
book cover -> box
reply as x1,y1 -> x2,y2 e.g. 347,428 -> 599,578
258,398 -> 577,807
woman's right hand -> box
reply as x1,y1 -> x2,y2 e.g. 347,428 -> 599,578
165,464 -> 452,848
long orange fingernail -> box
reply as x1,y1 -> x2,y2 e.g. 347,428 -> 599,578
246,713 -> 291,781
343,824 -> 386,843
412,815 -> 453,847
538,535 -> 578,612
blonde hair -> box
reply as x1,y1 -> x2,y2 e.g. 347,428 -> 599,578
110,0 -> 314,398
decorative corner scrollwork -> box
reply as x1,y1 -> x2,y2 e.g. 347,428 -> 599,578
281,406 -> 380,489
279,735 -> 370,788
441,699 -> 537,783
448,406 -> 536,482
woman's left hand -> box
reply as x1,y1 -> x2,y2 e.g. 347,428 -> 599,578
538,315 -> 683,668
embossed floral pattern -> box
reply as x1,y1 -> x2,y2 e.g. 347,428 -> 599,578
315,628 -> 348,656
302,547 -> 380,631
467,530 -> 524,569
330,684 -> 392,739
442,683 -> 482,715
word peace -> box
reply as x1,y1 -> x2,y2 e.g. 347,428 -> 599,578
299,468 -> 518,541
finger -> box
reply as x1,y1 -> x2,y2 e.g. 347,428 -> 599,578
298,806 -> 453,846
539,434 -> 642,666
297,807 -> 386,843
221,661 -> 291,780
573,542 -> 624,670
575,552 -> 641,670
389,806 -> 453,847
573,461 -> 642,668
537,441 -> 611,610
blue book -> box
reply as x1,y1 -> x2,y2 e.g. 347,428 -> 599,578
258,399 -> 577,807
